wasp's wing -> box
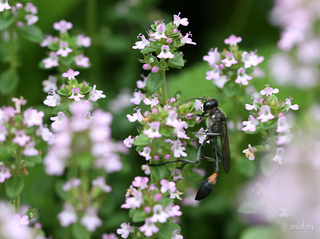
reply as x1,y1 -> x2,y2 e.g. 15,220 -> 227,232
218,120 -> 230,174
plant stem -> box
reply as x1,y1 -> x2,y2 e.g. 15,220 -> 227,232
14,147 -> 22,213
160,70 -> 168,105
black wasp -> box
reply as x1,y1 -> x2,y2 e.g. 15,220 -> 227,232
192,99 -> 230,200
149,99 -> 231,200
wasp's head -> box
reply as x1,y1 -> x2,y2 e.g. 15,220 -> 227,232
203,99 -> 219,113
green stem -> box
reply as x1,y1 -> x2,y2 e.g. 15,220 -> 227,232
160,70 -> 168,105
14,147 -> 22,213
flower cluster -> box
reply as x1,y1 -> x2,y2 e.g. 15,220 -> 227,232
40,19 -> 91,91
203,34 -> 264,89
133,12 -> 195,73
269,0 -> 320,88
124,83 -> 204,179
242,84 -> 299,164
239,132 -> 320,239
117,177 -> 183,238
0,202 -> 47,239
44,101 -> 127,234
0,1 -> 38,26
0,97 -> 52,184
44,100 -> 124,175
43,69 -> 105,108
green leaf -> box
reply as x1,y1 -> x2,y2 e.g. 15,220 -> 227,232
5,175 -> 24,199
23,161 -> 35,167
157,222 -> 181,239
71,222 -> 91,239
235,158 -> 256,177
146,71 -> 164,93
134,134 -> 151,146
0,11 -> 14,30
0,68 -> 19,95
19,25 -> 44,43
57,88 -> 70,96
25,154 -> 42,164
240,226 -> 276,239
260,121 -> 276,131
223,81 -> 240,97
182,144 -> 197,162
168,52 -> 185,69
140,47 -> 156,54
260,154 -> 279,177
159,127 -> 173,137
132,209 -> 147,223
149,165 -> 169,180
81,86 -> 92,94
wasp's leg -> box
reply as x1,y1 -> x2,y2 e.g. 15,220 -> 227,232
148,136 -> 209,167
208,138 -> 223,159
195,137 -> 219,200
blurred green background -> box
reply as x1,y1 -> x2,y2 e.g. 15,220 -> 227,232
0,0 -> 307,238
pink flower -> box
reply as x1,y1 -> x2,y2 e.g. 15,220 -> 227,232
43,52 -> 59,68
203,48 -> 220,66
123,135 -> 134,148
285,97 -> 299,111
130,90 -> 145,105
181,32 -> 196,45
235,68 -> 252,85
132,34 -> 150,50
206,64 -> 220,80
273,148 -> 285,165
75,54 -> 89,67
257,105 -> 275,122
0,0 -> 11,12
80,208 -> 102,232
42,75 -> 58,93
0,125 -> 8,142
139,218 -> 159,237
143,121 -> 162,138
89,85 -> 106,102
276,115 -> 291,133
62,178 -> 81,191
23,141 -> 38,156
242,51 -> 264,68
117,223 -> 134,239
57,203 -> 77,227
166,139 -> 187,158
143,95 -> 159,107
56,41 -> 73,57
150,23 -> 167,40
0,166 -> 11,182
13,130 -> 30,146
68,88 -> 85,101
260,84 -> 279,96
76,34 -> 91,47
53,20 -> 73,33
127,108 -> 143,123
242,115 -> 259,132
121,190 -> 144,209
23,108 -> 44,127
243,144 -> 258,161
160,179 -> 176,193
50,111 -> 67,130
62,69 -> 79,80
139,146 -> 152,161
132,176 -> 149,189
92,176 -> 112,192
224,34 -> 242,45
44,90 -> 61,107
40,35 -> 58,47
150,205 -> 169,223
173,12 -> 189,27
157,45 -> 174,59
221,52 -> 238,67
